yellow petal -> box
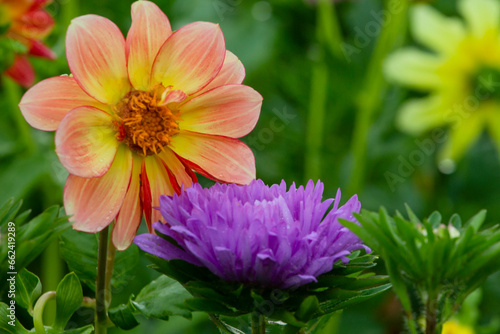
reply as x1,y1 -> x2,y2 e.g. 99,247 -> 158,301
385,48 -> 444,90
411,4 -> 465,54
458,0 -> 500,37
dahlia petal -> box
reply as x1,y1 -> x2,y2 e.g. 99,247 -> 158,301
384,48 -> 444,90
14,8 -> 54,39
64,146 -> 132,233
151,21 -> 226,95
126,0 -> 172,91
160,89 -> 187,105
411,5 -> 465,54
113,155 -> 143,250
5,56 -> 34,88
191,51 -> 246,97
158,148 -> 193,189
29,40 -> 56,60
171,131 -> 256,184
179,85 -> 262,138
66,15 -> 130,105
140,161 -> 153,231
55,106 -> 119,178
144,155 -> 175,224
19,76 -> 107,131
396,96 -> 448,135
438,114 -> 486,162
458,0 -> 500,37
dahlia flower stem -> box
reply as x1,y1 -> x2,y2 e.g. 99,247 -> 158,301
347,0 -> 409,195
105,223 -> 116,306
251,312 -> 265,334
33,291 -> 56,334
95,226 -> 110,334
3,75 -> 36,154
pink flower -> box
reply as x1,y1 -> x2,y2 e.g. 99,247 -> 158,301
1,0 -> 56,87
19,0 -> 262,250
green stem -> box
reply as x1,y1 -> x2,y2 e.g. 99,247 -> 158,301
41,240 -> 63,325
33,291 -> 56,334
105,223 -> 116,306
347,0 -> 409,195
251,312 -> 265,334
95,227 -> 109,334
305,61 -> 329,181
3,75 -> 36,154
305,0 -> 343,181
425,293 -> 438,334
317,0 -> 343,58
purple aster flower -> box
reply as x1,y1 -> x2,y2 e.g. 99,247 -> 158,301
134,179 -> 370,289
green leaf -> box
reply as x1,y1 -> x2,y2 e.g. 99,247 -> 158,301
54,273 -> 83,330
0,198 -> 22,227
59,228 -> 139,291
15,268 -> 41,315
46,324 -> 94,334
132,275 -> 192,320
295,295 -> 322,323
428,211 -> 442,228
0,204 -> 69,285
0,302 -> 29,334
109,301 -> 139,330
465,210 -> 487,232
184,297 -> 237,316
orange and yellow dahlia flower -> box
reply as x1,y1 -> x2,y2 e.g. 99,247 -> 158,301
0,0 -> 55,86
18,0 -> 262,250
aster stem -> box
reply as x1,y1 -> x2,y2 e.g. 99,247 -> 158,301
251,312 -> 266,334
95,226 -> 109,334
425,293 -> 438,334
347,0 -> 409,195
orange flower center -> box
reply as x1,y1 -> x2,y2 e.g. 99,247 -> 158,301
114,89 -> 180,156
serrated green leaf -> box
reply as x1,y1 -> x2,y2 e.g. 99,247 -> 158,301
133,275 -> 192,320
54,273 -> 83,330
15,268 -> 41,315
109,301 -> 139,330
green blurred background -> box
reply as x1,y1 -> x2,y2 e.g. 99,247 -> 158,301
1,0 -> 499,333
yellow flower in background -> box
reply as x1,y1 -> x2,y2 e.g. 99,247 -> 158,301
442,320 -> 475,334
385,0 -> 500,170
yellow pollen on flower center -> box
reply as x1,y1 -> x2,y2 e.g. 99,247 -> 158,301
114,89 -> 180,156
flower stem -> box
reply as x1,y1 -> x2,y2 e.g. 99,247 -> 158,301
305,0 -> 342,181
251,312 -> 265,334
95,227 -> 109,334
425,294 -> 438,334
105,223 -> 116,306
347,0 -> 409,195
33,291 -> 56,334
